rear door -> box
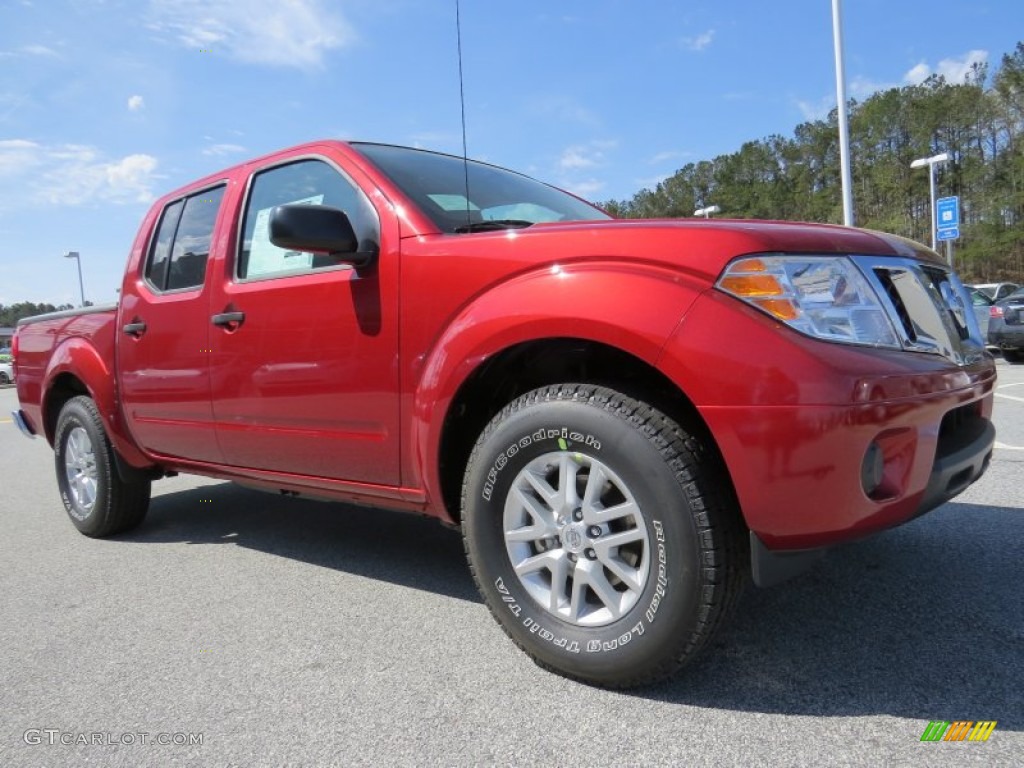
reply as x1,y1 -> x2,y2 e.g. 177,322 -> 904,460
208,153 -> 401,485
118,185 -> 227,462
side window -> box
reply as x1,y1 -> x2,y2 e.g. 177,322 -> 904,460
238,159 -> 379,280
145,200 -> 183,290
144,185 -> 225,292
167,187 -> 226,290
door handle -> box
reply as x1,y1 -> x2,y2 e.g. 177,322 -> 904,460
212,311 -> 245,328
123,321 -> 147,338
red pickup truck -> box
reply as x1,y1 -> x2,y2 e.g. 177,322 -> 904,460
12,140 -> 996,687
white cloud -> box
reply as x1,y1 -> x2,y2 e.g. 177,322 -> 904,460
202,142 -> 246,156
128,94 -> 145,112
0,43 -> 59,59
792,49 -> 990,124
682,30 -> 714,52
559,147 -> 598,171
634,174 -> 671,191
904,62 -> 931,86
904,49 -> 988,85
649,150 -> 690,165
796,96 -> 834,121
0,139 -> 41,176
0,140 -> 160,207
564,179 -> 606,199
849,76 -> 899,100
39,151 -> 160,205
530,96 -> 601,127
558,140 -> 617,171
554,140 -> 617,200
149,0 -> 356,70
21,44 -> 57,57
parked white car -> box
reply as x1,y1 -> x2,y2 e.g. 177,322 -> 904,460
971,282 -> 1020,301
0,361 -> 13,385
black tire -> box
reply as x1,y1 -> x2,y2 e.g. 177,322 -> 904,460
0,371 -> 10,384
54,396 -> 151,537
462,384 -> 747,688
1002,349 -> 1024,364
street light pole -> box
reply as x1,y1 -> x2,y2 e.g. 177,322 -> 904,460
909,153 -> 950,251
63,251 -> 85,307
831,0 -> 854,226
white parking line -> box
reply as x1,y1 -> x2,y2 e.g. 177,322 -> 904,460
995,441 -> 1024,451
994,392 -> 1024,404
997,381 -> 1024,389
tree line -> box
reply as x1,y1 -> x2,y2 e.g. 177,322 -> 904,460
0,302 -> 74,327
603,42 -> 1024,282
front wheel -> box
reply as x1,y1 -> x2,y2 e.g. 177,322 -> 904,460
54,396 -> 151,537
462,384 -> 747,687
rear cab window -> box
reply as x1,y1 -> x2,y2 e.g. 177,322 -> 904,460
144,185 -> 226,292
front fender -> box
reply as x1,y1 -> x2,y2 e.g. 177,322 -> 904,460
410,262 -> 707,513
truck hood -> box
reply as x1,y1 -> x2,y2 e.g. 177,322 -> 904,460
412,218 -> 945,286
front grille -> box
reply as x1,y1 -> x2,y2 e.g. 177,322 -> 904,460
873,269 -> 916,342
853,256 -> 987,366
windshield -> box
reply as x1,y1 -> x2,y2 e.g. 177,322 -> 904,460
352,143 -> 611,233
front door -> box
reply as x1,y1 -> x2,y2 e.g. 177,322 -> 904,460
209,156 -> 400,485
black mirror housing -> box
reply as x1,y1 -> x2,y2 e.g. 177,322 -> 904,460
269,204 -> 374,267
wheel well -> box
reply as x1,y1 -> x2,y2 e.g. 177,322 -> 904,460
438,338 -> 728,522
43,373 -> 89,442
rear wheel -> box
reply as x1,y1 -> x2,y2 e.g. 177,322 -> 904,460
0,371 -> 10,384
462,384 -> 746,687
1002,348 -> 1024,364
54,396 -> 151,537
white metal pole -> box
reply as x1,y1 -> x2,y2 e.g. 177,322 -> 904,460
928,163 -> 937,251
74,257 -> 85,307
832,0 -> 854,226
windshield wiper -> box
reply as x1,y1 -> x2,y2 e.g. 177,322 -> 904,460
453,219 -> 535,234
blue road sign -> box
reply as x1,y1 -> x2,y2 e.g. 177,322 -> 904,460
937,226 -> 959,241
937,196 -> 959,229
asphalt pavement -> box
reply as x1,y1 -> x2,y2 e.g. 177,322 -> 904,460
0,362 -> 1021,767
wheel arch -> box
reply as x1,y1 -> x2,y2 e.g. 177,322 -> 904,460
435,337 -> 736,525
42,338 -> 152,469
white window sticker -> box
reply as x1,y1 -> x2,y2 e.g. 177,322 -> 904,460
247,195 -> 324,278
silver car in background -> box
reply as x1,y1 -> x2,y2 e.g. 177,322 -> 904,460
969,288 -> 994,342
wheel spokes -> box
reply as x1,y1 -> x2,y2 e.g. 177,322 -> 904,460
503,450 -> 650,627
64,427 -> 97,511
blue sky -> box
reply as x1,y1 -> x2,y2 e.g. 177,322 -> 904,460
1,0 -> 1022,306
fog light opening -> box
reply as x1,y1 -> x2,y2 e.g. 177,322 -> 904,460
861,441 -> 884,498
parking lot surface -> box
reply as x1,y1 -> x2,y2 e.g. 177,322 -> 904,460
0,361 -> 1021,767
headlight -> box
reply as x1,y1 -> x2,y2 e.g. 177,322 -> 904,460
716,255 -> 901,348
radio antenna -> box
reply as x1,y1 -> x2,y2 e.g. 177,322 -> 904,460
456,0 -> 471,228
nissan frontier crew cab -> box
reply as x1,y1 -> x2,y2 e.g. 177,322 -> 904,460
12,140 -> 996,687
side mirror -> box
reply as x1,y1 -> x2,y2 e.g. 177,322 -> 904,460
269,204 -> 375,267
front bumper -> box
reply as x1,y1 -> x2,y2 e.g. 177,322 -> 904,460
658,288 -> 997,570
749,413 -> 994,587
701,367 -> 995,553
